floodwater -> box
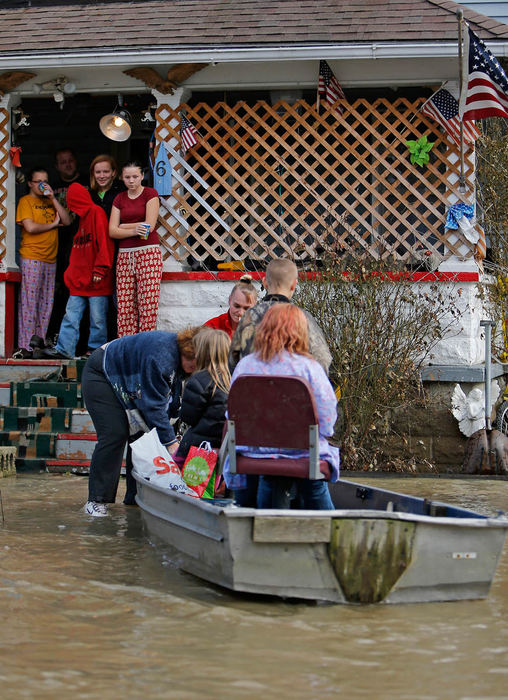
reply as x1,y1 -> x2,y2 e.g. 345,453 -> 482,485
0,475 -> 507,700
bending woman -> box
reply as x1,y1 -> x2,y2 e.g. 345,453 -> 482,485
227,303 -> 339,510
82,327 -> 199,517
109,161 -> 161,336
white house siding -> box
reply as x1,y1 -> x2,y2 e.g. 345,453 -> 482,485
460,1 -> 508,24
155,276 -> 484,366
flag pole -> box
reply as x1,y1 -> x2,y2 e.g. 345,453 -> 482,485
418,80 -> 448,117
457,8 -> 467,193
316,62 -> 321,112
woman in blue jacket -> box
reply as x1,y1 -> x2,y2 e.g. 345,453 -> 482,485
82,328 -> 199,517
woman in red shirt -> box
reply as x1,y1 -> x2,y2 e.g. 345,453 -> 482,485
109,161 -> 161,336
204,275 -> 258,338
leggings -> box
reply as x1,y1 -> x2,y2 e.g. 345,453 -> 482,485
18,258 -> 55,350
116,245 -> 162,337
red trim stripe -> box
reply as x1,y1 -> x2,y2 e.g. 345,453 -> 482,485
0,269 -> 480,284
161,270 -> 480,282
57,433 -> 97,441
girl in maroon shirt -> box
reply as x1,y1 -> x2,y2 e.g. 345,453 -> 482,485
109,161 -> 161,336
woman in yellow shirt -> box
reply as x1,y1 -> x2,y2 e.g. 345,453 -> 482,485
15,167 -> 71,357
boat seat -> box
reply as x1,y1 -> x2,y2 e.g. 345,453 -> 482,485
226,374 -> 331,480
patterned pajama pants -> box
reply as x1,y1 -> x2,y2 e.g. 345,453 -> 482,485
116,245 -> 163,337
18,257 -> 56,350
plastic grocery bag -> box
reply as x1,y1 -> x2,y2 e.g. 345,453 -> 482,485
131,428 -> 197,497
181,441 -> 217,498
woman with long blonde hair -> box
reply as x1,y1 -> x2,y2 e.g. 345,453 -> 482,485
174,328 -> 231,464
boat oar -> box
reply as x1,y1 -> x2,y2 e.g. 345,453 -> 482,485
478,320 -> 508,474
480,320 -> 508,474
481,320 -> 496,473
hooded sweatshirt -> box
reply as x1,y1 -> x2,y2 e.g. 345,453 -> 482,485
64,183 -> 115,297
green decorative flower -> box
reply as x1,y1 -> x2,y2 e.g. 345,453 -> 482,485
405,135 -> 435,167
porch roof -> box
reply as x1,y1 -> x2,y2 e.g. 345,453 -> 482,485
1,0 -> 507,57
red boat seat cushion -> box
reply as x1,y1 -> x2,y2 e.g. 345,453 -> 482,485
235,455 -> 331,480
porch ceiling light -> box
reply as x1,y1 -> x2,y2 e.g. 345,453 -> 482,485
32,75 -> 76,96
99,97 -> 131,141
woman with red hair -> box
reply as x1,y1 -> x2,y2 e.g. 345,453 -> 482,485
227,303 -> 339,509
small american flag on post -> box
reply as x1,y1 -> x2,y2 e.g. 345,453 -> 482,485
421,88 -> 480,146
180,114 -> 198,154
318,60 -> 346,115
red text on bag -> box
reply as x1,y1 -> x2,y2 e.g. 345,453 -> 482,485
153,456 -> 180,474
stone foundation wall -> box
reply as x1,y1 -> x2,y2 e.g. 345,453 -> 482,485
384,377 -> 507,471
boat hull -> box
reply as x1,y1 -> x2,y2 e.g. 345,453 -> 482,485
134,476 -> 508,604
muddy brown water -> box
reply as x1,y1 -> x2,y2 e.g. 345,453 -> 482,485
0,474 -> 507,700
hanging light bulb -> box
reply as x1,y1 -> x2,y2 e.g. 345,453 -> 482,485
99,95 -> 132,142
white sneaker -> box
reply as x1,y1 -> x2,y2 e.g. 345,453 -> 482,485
84,501 -> 108,517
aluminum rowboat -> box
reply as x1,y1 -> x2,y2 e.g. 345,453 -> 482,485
133,475 -> 508,604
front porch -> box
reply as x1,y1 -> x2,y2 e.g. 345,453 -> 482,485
0,91 -> 486,362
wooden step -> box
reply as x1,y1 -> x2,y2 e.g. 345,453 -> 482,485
0,406 -> 94,434
0,383 -> 11,407
1,406 -> 73,432
46,459 -> 126,476
2,431 -> 56,458
54,434 -> 128,461
0,358 -> 87,383
70,408 -> 95,434
56,433 -> 97,460
15,457 -> 47,472
46,459 -> 92,475
0,359 -> 62,383
3,432 -> 101,460
12,381 -> 83,408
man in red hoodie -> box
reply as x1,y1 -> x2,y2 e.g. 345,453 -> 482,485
42,183 -> 115,359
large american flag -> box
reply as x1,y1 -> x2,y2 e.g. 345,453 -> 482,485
318,60 -> 346,115
459,26 -> 508,121
180,114 -> 198,154
421,88 -> 480,146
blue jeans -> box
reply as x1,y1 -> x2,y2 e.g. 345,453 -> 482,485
56,295 -> 109,358
257,475 -> 334,510
233,475 -> 259,507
